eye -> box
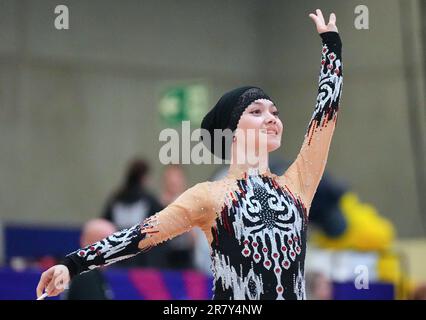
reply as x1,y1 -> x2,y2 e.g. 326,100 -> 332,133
250,109 -> 261,115
273,110 -> 279,116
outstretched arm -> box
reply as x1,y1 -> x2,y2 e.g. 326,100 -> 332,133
36,182 -> 210,298
283,9 -> 343,212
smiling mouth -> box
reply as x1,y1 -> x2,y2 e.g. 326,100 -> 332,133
266,130 -> 278,135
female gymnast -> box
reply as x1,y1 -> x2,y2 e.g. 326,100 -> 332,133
36,9 -> 343,300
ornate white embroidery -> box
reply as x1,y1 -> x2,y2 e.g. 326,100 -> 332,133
293,262 -> 306,300
215,174 -> 304,299
211,250 -> 264,300
311,43 -> 343,125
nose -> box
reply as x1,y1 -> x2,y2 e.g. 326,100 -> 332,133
265,112 -> 277,124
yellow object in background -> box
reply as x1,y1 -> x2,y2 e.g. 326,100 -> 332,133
314,192 -> 395,251
377,252 -> 400,283
312,192 -> 426,300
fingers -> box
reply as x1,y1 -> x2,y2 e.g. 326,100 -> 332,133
48,277 -> 64,297
45,271 -> 59,296
308,13 -> 319,27
36,278 -> 45,298
309,9 -> 338,33
308,13 -> 320,24
316,9 -> 325,25
36,267 -> 68,298
309,9 -> 326,26
54,270 -> 68,293
36,270 -> 52,298
45,268 -> 66,296
329,13 -> 336,25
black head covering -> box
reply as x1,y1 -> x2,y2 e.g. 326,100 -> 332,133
201,86 -> 272,160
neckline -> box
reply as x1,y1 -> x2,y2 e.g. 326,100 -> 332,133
226,167 -> 276,180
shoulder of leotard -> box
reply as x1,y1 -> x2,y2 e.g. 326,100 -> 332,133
190,179 -> 232,197
186,181 -> 215,195
194,180 -> 225,193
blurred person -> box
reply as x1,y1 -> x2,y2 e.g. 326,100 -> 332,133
102,158 -> 163,230
160,165 -> 196,269
193,227 -> 213,275
305,271 -> 333,300
102,158 -> 169,268
410,283 -> 426,300
63,219 -> 116,300
160,164 -> 187,206
37,10 -> 343,300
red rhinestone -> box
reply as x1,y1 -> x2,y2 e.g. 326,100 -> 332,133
277,286 -> 283,293
273,253 -> 279,258
79,251 -> 84,256
275,268 -> 280,273
243,240 -> 249,245
322,48 -> 327,53
288,239 -> 293,245
265,261 -> 271,267
243,250 -> 249,255
291,252 -> 295,257
330,54 -> 335,59
281,246 -> 287,251
284,261 -> 289,267
90,246 -> 95,251
328,64 -> 333,69
321,60 -> 325,65
253,242 -> 258,247
263,248 -> 268,253
254,254 -> 260,259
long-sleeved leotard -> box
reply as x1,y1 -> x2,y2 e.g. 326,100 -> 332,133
283,31 -> 343,212
62,31 -> 342,299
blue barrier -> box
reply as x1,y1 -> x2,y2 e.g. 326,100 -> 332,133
4,225 -> 81,262
0,267 -> 213,300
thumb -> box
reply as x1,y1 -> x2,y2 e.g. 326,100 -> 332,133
45,268 -> 62,296
329,13 -> 336,25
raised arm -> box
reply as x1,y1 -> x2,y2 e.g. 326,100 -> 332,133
282,10 -> 343,212
36,182 -> 210,298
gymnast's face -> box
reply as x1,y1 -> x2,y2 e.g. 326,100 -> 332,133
236,99 -> 283,152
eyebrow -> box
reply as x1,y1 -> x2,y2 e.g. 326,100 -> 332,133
251,101 -> 277,108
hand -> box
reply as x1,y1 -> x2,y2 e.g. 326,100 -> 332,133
36,264 -> 70,298
309,9 -> 338,34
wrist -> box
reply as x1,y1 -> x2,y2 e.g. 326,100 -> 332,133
59,256 -> 78,279
320,31 -> 342,46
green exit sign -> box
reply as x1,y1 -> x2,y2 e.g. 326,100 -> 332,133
159,84 -> 209,126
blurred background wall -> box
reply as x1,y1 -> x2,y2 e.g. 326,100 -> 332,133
0,0 -> 424,243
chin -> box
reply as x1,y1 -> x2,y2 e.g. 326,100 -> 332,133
267,141 -> 281,152
266,134 -> 281,152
